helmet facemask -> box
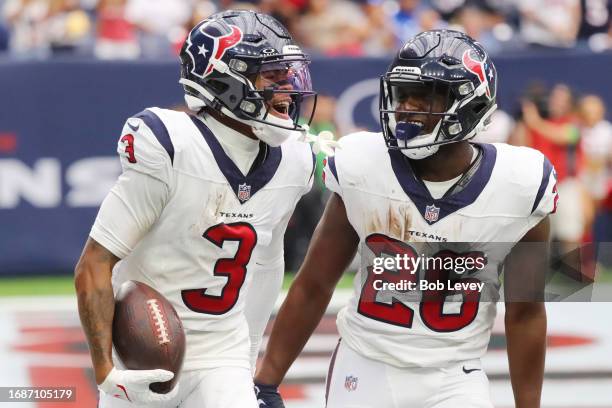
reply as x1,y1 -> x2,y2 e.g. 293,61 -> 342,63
178,11 -> 317,146
381,70 -> 462,158
180,55 -> 316,146
380,68 -> 496,160
244,58 -> 317,131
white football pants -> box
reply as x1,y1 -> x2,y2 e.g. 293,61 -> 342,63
98,366 -> 258,408
325,340 -> 493,408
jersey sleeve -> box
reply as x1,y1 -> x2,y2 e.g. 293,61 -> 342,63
527,155 -> 558,226
303,149 -> 316,196
116,109 -> 174,185
322,132 -> 380,197
323,155 -> 342,196
243,210 -> 292,370
89,109 -> 175,258
90,169 -> 169,258
243,256 -> 284,371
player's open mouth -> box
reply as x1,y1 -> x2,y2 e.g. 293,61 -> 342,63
268,100 -> 291,120
398,117 -> 427,129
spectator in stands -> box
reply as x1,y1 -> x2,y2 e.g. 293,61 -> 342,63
418,8 -> 445,34
392,0 -> 446,45
44,0 -> 91,55
578,95 -> 612,206
0,16 -> 9,52
426,0 -> 464,20
595,178 -> 612,266
359,0 -> 396,57
94,0 -> 139,60
257,0 -> 304,32
2,0 -> 50,57
520,83 -> 590,244
577,0 -> 611,39
450,5 -> 501,54
124,0 -> 191,58
171,1 -> 218,56
192,1 -> 218,21
220,0 -> 260,10
296,0 -> 368,56
577,95 -> 612,264
577,0 -> 612,51
517,0 -> 581,48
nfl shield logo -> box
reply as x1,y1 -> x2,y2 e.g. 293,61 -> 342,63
237,183 -> 251,202
424,204 -> 440,222
344,375 -> 358,392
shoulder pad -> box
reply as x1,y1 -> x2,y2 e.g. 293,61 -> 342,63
330,132 -> 386,189
117,108 -> 174,185
490,143 -> 557,217
282,136 -> 317,187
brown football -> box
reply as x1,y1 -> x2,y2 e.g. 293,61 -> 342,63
112,280 -> 185,394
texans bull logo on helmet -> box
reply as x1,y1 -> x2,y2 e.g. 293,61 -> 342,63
462,50 -> 495,100
185,20 -> 243,79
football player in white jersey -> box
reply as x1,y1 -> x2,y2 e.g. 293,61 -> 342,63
255,30 -> 557,407
74,10 -> 322,408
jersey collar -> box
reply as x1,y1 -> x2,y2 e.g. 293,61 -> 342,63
190,116 -> 282,204
388,143 -> 497,224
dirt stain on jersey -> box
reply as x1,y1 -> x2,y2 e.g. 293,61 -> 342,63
366,211 -> 383,235
189,189 -> 227,232
366,204 -> 414,241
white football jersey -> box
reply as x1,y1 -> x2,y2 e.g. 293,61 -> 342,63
324,132 -> 557,368
91,107 -> 314,370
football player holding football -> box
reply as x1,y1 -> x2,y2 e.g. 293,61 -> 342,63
255,30 -> 556,407
75,10 -> 322,408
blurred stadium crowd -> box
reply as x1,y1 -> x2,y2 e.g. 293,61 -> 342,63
0,0 -> 610,269
0,0 -> 611,59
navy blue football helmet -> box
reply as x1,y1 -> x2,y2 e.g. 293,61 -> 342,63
380,30 -> 498,159
179,10 -> 316,131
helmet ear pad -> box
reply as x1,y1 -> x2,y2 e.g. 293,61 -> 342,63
204,72 -> 264,117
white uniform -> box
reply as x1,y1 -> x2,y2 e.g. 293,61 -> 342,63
322,132 -> 557,408
91,107 -> 314,408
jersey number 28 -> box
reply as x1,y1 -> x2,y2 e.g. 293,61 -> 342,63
358,234 -> 482,332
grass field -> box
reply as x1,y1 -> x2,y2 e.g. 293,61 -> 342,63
0,272 -> 357,297
1,267 -> 610,297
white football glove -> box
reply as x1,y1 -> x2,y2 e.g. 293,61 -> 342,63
98,367 -> 178,404
297,125 -> 341,156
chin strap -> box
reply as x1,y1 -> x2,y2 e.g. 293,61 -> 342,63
296,125 -> 341,156
181,78 -> 340,155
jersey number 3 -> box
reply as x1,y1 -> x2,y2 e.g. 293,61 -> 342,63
121,134 -> 137,163
181,222 -> 257,315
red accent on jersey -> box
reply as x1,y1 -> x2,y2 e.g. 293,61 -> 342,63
357,234 -> 419,327
552,183 -> 559,214
121,134 -> 137,163
181,222 -> 257,315
322,158 -> 328,183
358,234 -> 484,332
419,250 -> 483,332
116,384 -> 131,401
